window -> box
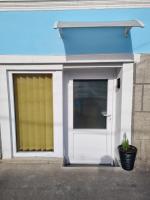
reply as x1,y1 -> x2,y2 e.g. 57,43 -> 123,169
73,79 -> 107,129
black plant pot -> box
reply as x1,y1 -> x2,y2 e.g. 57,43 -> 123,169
118,145 -> 137,171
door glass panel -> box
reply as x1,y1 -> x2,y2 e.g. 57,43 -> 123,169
73,79 -> 107,129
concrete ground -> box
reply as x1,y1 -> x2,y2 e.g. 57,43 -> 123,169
0,161 -> 150,200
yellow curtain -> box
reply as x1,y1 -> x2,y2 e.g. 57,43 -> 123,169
13,74 -> 53,151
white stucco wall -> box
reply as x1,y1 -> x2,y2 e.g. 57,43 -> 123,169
0,60 -> 133,162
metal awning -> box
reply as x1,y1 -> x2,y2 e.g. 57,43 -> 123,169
54,20 -> 144,37
54,20 -> 144,29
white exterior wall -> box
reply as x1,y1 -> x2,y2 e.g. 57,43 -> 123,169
114,64 -> 134,161
0,68 -> 12,158
0,60 -> 134,162
120,63 -> 133,144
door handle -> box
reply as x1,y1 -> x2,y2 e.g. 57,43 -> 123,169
101,111 -> 111,117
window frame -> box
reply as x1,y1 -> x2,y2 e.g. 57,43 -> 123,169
9,69 -> 63,158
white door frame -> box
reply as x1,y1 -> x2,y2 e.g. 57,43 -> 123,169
8,69 -> 63,158
64,68 -> 116,164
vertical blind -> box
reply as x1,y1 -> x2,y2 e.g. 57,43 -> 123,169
13,74 -> 53,151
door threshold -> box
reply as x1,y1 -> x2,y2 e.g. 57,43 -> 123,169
63,158 -> 119,167
64,160 -> 115,167
64,163 -> 115,167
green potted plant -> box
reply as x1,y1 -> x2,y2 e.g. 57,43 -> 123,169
118,135 -> 137,171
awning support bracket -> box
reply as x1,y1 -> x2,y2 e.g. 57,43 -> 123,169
124,27 -> 131,37
58,28 -> 63,38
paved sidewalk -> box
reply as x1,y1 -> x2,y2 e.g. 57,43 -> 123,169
0,162 -> 150,200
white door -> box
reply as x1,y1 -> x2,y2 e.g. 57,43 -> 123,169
67,70 -> 114,164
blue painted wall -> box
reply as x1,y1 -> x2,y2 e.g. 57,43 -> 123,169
0,8 -> 150,55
